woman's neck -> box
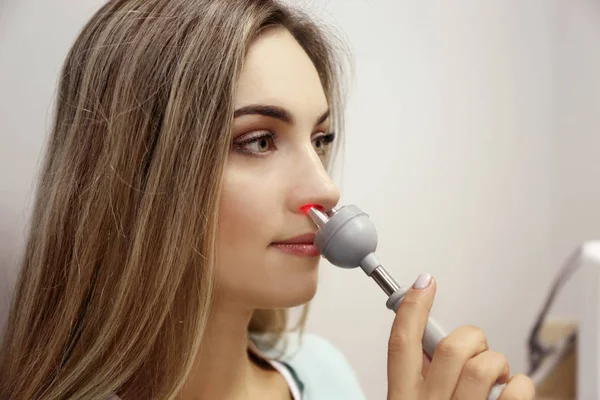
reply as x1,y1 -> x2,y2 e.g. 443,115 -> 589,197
176,297 -> 288,400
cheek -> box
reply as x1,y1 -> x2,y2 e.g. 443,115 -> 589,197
218,166 -> 279,241
216,165 -> 281,280
219,187 -> 265,243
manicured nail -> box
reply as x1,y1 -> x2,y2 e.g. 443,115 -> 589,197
413,273 -> 432,289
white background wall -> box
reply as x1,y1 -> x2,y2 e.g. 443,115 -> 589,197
1,1 -> 598,399
552,0 -> 600,315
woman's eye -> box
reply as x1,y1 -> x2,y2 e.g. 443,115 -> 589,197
312,132 -> 336,155
234,132 -> 277,155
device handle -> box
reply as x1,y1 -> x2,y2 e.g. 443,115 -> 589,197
387,289 -> 508,400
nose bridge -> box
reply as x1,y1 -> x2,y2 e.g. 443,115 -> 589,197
289,144 -> 340,211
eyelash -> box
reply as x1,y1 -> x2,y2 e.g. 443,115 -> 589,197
313,132 -> 336,153
233,131 -> 336,156
233,131 -> 278,155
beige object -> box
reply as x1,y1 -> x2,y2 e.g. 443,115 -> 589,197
534,318 -> 577,400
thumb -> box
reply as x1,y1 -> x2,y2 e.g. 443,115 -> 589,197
387,274 -> 436,399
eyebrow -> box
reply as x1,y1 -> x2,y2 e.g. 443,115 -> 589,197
234,104 -> 330,126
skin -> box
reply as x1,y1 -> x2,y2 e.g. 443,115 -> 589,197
177,26 -> 536,400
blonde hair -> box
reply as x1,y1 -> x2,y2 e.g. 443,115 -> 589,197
0,0 -> 347,399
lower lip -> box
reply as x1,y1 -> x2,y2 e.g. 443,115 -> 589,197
271,243 -> 321,257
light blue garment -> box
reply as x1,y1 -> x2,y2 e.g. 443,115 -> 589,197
254,332 -> 367,400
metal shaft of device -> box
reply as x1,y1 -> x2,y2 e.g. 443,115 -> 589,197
307,207 -> 329,228
371,266 -> 401,296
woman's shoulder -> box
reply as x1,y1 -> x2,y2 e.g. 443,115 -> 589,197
259,332 -> 367,400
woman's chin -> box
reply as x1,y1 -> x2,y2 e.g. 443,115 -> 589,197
256,272 -> 319,309
281,285 -> 318,308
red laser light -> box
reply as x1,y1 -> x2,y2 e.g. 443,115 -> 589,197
300,204 -> 323,214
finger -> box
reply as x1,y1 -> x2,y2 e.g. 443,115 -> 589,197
421,325 -> 489,399
498,374 -> 536,400
422,352 -> 432,376
387,273 -> 436,398
451,350 -> 510,400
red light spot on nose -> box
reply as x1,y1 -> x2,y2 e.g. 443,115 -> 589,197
300,204 -> 323,214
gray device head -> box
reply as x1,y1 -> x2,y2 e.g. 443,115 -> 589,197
307,205 -> 380,275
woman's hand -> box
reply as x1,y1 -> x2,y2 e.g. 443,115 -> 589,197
387,274 -> 535,400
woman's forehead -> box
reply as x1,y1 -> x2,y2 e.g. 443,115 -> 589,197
234,28 -> 328,119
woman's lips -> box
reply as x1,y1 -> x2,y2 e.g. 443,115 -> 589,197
271,243 -> 321,257
271,233 -> 320,257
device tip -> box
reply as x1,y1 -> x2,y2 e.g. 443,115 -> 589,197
307,207 -> 329,228
300,205 -> 314,214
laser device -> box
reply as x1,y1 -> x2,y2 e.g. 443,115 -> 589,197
307,204 -> 507,400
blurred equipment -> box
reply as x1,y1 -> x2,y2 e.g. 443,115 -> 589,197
527,241 -> 600,400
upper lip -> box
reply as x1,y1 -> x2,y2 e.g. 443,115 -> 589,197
273,232 -> 316,245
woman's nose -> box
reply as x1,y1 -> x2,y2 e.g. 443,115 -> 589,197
288,151 -> 340,213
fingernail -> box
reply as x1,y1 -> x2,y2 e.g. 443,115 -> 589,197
413,273 -> 432,289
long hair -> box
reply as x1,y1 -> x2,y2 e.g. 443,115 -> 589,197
0,0 -> 347,399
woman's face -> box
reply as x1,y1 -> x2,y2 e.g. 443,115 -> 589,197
216,27 -> 340,309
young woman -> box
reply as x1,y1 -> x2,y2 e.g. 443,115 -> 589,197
0,0 -> 535,399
